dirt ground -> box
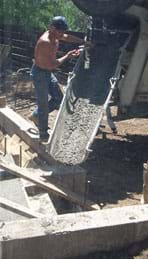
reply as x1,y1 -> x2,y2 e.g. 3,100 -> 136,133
1,77 -> 148,258
71,105 -> 148,258
77,105 -> 148,258
5,91 -> 148,259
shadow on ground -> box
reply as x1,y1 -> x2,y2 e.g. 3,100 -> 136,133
81,133 -> 148,206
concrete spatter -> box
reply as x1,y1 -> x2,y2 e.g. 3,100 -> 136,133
49,30 -> 130,165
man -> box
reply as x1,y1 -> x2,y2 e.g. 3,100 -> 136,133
30,16 -> 85,141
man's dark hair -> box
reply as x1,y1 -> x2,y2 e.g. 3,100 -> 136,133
49,16 -> 69,31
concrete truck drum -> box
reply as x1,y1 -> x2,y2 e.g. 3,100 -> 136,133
71,0 -> 135,16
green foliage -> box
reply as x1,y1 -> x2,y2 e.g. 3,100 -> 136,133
0,0 -> 88,31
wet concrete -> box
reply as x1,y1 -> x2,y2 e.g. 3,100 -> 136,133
49,30 -> 129,165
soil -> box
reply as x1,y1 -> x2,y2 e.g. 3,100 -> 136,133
3,82 -> 148,259
75,105 -> 148,258
1,39 -> 148,257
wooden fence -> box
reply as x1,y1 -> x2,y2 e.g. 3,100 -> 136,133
0,24 -> 42,70
0,24 -> 84,71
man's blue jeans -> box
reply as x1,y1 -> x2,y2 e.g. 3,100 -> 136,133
31,64 -> 63,134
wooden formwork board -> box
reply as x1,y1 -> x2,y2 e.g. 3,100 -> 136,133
0,159 -> 99,210
0,106 -> 54,164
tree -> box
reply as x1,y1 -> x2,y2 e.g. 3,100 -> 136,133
0,0 -> 88,31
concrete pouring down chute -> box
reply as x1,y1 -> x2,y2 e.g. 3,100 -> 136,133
47,12 -> 138,165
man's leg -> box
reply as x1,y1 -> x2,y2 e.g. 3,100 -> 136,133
106,106 -> 117,134
48,73 -> 63,113
31,65 -> 50,140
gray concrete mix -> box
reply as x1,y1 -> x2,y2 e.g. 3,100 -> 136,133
48,31 -> 129,165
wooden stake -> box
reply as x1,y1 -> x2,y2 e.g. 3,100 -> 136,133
143,162 -> 148,203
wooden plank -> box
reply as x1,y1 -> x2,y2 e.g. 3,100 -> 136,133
0,107 -> 55,165
0,158 -> 100,210
0,196 -> 44,219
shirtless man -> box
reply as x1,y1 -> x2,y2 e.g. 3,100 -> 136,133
30,16 -> 84,141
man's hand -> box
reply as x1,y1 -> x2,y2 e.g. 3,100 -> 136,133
67,49 -> 80,59
56,49 -> 80,67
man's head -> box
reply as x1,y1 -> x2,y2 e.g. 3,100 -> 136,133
49,16 -> 69,32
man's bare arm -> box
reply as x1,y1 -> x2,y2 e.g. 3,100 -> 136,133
54,49 -> 80,68
61,33 -> 84,44
61,33 -> 94,48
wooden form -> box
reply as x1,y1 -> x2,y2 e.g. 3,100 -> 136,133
0,159 -> 100,210
1,134 -> 38,167
0,107 -> 54,164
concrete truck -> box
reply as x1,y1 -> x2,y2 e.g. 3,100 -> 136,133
72,0 -> 148,114
47,0 -> 148,165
